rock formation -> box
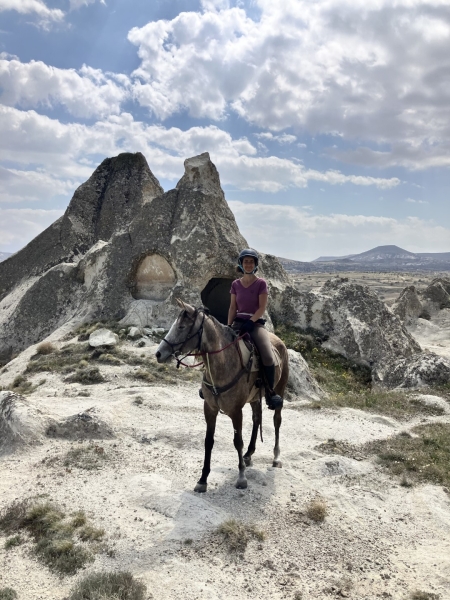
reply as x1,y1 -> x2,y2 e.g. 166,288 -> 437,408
0,152 -> 447,390
391,286 -> 423,325
0,152 -> 289,362
377,353 -> 450,389
422,278 -> 450,312
285,349 -> 327,402
273,277 -> 421,368
0,391 -> 48,454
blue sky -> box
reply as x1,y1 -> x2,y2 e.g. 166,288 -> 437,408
0,0 -> 449,261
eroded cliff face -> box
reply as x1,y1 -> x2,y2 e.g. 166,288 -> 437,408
0,152 -> 289,360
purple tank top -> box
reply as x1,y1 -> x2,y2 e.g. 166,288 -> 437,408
230,278 -> 268,319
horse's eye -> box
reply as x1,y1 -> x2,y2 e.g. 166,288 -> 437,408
178,325 -> 186,330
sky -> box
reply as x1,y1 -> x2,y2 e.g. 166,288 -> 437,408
0,0 -> 449,261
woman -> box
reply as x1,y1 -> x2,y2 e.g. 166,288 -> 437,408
228,249 -> 283,410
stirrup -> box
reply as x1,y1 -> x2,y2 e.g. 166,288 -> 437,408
266,393 -> 283,410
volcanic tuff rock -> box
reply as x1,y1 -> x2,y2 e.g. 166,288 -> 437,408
392,278 -> 450,326
272,278 -> 422,378
391,286 -> 424,325
422,277 -> 450,312
377,353 -> 450,389
286,349 -> 327,402
0,391 -> 48,455
0,152 -> 289,361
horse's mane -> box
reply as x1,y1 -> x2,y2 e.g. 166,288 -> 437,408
199,306 -> 236,342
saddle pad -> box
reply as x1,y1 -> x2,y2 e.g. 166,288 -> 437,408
238,339 -> 282,372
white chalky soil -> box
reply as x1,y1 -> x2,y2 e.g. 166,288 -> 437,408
0,337 -> 449,600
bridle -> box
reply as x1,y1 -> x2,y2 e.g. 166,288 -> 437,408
160,308 -> 207,368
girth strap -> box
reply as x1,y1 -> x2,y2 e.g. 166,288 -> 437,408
203,345 -> 253,398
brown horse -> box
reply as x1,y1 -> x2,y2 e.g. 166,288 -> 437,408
155,300 -> 289,492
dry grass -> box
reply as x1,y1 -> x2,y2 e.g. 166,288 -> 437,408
0,499 -> 105,576
409,592 -> 440,600
128,362 -> 201,386
69,571 -> 147,600
0,589 -> 18,600
36,341 -> 55,355
305,497 -> 328,522
217,519 -> 265,554
366,423 -> 450,487
326,389 -> 445,420
65,366 -> 105,384
4,535 -> 23,550
63,445 -> 107,471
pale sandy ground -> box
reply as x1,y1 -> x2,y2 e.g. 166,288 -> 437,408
407,309 -> 450,361
1,333 -> 450,600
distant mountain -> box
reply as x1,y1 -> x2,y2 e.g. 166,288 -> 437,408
0,253 -> 12,263
279,245 -> 450,273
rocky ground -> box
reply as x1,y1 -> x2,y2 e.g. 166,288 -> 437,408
1,326 -> 450,600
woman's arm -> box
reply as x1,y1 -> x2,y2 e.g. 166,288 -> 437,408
228,294 -> 237,326
250,293 -> 268,322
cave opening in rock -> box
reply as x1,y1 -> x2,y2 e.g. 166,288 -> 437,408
132,254 -> 177,301
201,278 -> 234,324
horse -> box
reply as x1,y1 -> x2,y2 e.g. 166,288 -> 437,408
155,300 -> 289,492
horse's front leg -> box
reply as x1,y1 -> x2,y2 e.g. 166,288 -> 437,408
243,400 -> 261,467
194,400 -> 218,493
231,409 -> 247,489
272,406 -> 282,468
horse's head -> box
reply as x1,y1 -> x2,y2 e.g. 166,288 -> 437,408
155,300 -> 205,363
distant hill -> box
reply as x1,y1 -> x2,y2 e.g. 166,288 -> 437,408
0,253 -> 12,263
279,245 -> 450,273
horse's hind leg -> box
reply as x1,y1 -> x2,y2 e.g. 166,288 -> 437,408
272,407 -> 282,468
244,401 -> 261,467
231,409 -> 247,489
194,400 -> 218,493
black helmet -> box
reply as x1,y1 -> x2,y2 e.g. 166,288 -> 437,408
238,249 -> 259,273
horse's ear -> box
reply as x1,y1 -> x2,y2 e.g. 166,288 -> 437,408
176,298 -> 185,308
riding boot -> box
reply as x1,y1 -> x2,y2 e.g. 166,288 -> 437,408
262,364 -> 283,410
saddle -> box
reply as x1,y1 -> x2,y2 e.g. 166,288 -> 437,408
238,337 -> 282,404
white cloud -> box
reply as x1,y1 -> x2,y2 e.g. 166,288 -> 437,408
200,0 -> 230,11
0,58 -> 130,118
0,106 -> 399,192
127,0 -> 450,168
406,197 -> 429,204
0,0 -> 63,27
255,132 -> 297,144
0,208 -> 64,251
0,166 -> 75,203
69,0 -> 105,9
228,201 -> 450,261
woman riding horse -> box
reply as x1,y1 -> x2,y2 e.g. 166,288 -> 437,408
228,249 -> 283,410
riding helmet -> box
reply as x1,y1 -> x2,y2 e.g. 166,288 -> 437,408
238,248 -> 259,273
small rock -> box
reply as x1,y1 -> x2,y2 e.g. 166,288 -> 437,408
128,327 -> 141,339
89,328 -> 119,348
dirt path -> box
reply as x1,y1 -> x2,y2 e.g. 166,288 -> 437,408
1,341 -> 450,600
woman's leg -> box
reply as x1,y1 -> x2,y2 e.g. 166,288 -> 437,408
250,326 -> 283,409
250,325 -> 274,366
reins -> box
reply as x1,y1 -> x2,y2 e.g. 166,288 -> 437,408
161,307 -> 254,397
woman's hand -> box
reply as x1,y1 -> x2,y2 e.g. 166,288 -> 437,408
240,319 -> 255,333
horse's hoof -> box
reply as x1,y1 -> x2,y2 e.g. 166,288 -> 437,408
235,479 -> 248,489
272,460 -> 282,468
244,456 -> 253,467
194,482 -> 207,493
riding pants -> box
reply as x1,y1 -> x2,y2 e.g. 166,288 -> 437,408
232,321 -> 275,366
